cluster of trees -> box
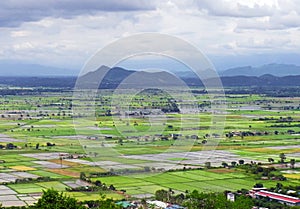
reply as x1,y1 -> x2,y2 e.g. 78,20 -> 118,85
220,160 -> 244,168
77,173 -> 116,193
154,189 -> 254,209
254,116 -> 294,122
3,189 -> 121,209
225,87 -> 300,97
241,164 -> 287,181
0,143 -> 17,150
185,190 -> 255,209
226,131 -> 271,138
14,176 -> 52,184
155,189 -> 184,204
155,189 -> 300,209
269,153 -> 296,168
3,187 -> 300,209
269,184 -> 300,198
225,129 -> 299,139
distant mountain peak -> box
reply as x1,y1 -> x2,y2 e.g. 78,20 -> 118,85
221,63 -> 300,77
0,62 -> 78,76
259,74 -> 276,78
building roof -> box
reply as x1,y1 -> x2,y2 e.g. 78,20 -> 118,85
147,200 -> 168,208
255,191 -> 300,204
116,201 -> 134,208
166,204 -> 185,209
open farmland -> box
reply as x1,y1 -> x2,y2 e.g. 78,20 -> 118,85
92,169 -> 298,197
0,88 -> 299,207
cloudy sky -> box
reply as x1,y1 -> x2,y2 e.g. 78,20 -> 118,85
1,0 -> 300,74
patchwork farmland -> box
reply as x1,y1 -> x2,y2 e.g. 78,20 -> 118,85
0,89 -> 299,207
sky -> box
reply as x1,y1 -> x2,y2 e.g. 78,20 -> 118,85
1,0 -> 300,74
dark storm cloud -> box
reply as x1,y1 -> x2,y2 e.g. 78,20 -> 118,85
0,0 -> 156,27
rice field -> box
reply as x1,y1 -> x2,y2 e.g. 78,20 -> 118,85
0,90 -> 299,205
92,169 -> 296,195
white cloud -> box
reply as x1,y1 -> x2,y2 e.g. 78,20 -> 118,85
195,0 -> 277,18
10,30 -> 31,37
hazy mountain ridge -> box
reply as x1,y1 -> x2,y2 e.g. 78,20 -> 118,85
220,63 -> 300,77
78,65 -> 300,88
1,63 -> 300,77
77,65 -> 189,89
0,63 -> 78,76
1,66 -> 300,88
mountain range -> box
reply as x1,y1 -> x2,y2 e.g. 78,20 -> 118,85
1,67 -> 300,88
77,65 -> 300,88
220,63 -> 300,77
0,63 -> 300,88
0,63 -> 78,76
0,63 -> 300,77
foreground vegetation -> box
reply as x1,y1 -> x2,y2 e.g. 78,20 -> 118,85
3,187 -> 300,209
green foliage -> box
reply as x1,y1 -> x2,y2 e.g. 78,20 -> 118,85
155,189 -> 169,202
34,189 -> 86,209
183,190 -> 254,209
24,189 -> 122,209
80,172 -> 86,181
279,153 -> 286,163
232,195 -> 255,209
83,194 -> 122,209
204,162 -> 211,169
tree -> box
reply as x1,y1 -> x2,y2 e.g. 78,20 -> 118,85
109,184 -> 116,191
276,183 -> 283,191
231,161 -> 237,167
232,195 -> 254,209
168,188 -> 175,202
155,189 -> 169,202
183,190 -> 253,209
34,189 -> 85,209
95,194 -> 121,209
279,153 -> 286,163
205,162 -> 211,169
6,143 -> 16,150
80,172 -> 86,181
222,162 -> 228,168
83,194 -> 121,209
95,180 -> 102,187
254,183 -> 264,188
35,143 -> 39,150
141,198 -> 147,209
290,159 -> 296,169
118,138 -> 123,144
267,158 -> 274,163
